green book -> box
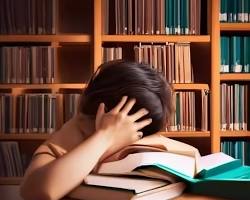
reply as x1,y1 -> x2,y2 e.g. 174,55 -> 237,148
220,37 -> 225,72
220,36 -> 230,72
244,0 -> 249,22
230,36 -> 242,72
227,0 -> 233,22
173,0 -> 177,34
184,0 -> 189,34
238,0 -> 244,22
166,0 -> 173,34
98,150 -> 250,199
220,0 -> 227,22
233,0 -> 238,22
243,37 -> 248,72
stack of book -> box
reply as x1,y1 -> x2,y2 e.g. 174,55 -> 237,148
61,135 -> 250,200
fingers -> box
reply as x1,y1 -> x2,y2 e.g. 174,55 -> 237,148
110,96 -> 128,113
121,98 -> 136,115
134,118 -> 152,130
130,108 -> 149,122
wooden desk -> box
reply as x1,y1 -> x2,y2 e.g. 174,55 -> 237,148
176,193 -> 227,200
63,193 -> 227,200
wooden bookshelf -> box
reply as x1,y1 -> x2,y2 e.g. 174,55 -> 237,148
172,84 -> 209,91
220,73 -> 250,81
159,131 -> 210,138
102,35 -> 210,43
221,131 -> 250,138
0,83 -> 86,89
0,134 -> 50,140
0,35 -> 91,43
220,23 -> 250,31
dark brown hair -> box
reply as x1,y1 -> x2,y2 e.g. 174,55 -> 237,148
79,60 -> 173,136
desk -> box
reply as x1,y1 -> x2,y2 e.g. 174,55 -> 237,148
63,193 -> 227,200
176,193 -> 227,200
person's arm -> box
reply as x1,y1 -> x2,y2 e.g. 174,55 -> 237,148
20,129 -> 114,200
20,96 -> 151,200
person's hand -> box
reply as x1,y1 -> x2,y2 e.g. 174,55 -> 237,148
95,96 -> 152,150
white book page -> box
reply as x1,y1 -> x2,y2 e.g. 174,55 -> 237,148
85,174 -> 167,193
98,152 -> 196,178
200,152 -> 235,171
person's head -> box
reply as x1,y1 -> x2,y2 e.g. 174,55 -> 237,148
79,60 -> 173,136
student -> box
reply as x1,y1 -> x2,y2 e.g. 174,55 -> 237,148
20,60 -> 173,200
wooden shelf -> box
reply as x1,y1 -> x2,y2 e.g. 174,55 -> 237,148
0,134 -> 51,140
172,83 -> 209,91
220,23 -> 250,31
159,131 -> 210,138
0,83 -> 87,89
102,35 -> 210,43
221,131 -> 250,138
0,35 -> 91,43
220,73 -> 250,81
0,177 -> 22,185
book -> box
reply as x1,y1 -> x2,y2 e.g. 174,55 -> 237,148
95,136 -> 250,199
67,174 -> 186,200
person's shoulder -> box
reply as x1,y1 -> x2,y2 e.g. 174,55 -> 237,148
45,116 -> 86,152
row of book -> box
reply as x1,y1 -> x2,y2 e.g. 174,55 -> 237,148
167,90 -> 208,132
0,142 -> 24,177
0,94 -> 59,134
221,141 -> 250,166
220,84 -> 248,131
102,47 -> 123,63
134,43 -> 193,84
104,0 -> 201,35
0,46 -> 56,84
102,43 -> 193,84
220,36 -> 250,73
0,0 -> 56,34
220,0 -> 250,23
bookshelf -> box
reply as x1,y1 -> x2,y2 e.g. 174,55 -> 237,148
102,35 -> 210,43
220,73 -> 250,81
0,0 -> 249,190
220,23 -> 250,31
0,35 -> 91,43
219,0 -> 250,165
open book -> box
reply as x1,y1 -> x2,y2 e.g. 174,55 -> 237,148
95,134 -> 250,199
98,151 -> 237,179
